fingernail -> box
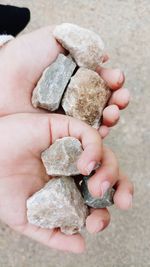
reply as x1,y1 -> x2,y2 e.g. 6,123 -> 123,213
118,71 -> 124,85
94,221 -> 104,233
100,181 -> 110,198
127,193 -> 133,209
87,161 -> 97,175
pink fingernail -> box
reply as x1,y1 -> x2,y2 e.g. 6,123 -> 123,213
94,221 -> 104,233
101,181 -> 110,198
87,161 -> 97,175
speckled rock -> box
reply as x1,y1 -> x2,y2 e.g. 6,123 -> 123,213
53,23 -> 104,70
27,176 -> 88,235
62,68 -> 111,128
81,175 -> 115,208
41,137 -> 83,176
32,54 -> 77,111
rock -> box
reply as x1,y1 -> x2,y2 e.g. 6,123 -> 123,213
32,54 -> 77,111
81,175 -> 115,208
41,137 -> 83,176
62,68 -> 111,128
27,176 -> 88,235
53,23 -> 104,70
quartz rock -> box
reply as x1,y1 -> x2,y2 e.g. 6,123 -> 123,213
32,54 -> 77,111
41,137 -> 83,176
53,23 -> 104,70
81,175 -> 115,208
27,176 -> 88,235
62,68 -> 111,128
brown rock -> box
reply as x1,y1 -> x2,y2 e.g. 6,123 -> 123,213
53,23 -> 105,70
27,176 -> 88,235
41,137 -> 83,176
62,68 -> 111,128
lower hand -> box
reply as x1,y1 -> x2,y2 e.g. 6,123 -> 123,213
0,113 -> 133,253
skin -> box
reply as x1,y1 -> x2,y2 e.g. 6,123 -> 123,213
0,26 -> 130,138
0,113 -> 133,253
0,26 -> 133,253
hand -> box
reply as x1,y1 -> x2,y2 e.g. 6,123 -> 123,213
0,113 -> 133,253
0,26 -> 130,138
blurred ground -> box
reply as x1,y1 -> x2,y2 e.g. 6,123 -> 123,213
0,0 -> 150,266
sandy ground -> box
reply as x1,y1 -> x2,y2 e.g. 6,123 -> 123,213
0,0 -> 150,266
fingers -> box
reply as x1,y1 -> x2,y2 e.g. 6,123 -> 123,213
114,171 -> 133,210
14,223 -> 85,253
108,88 -> 130,109
88,146 -> 119,198
86,208 -> 110,233
96,66 -> 125,90
101,89 -> 130,128
102,105 -> 120,127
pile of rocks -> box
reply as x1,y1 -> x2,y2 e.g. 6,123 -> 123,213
32,23 -> 111,128
27,23 -> 114,235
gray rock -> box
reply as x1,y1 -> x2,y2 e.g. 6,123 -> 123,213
27,176 -> 88,235
41,137 -> 83,176
53,23 -> 104,70
81,175 -> 115,208
32,54 -> 77,111
62,68 -> 111,128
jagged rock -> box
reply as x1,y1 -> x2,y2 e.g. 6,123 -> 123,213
62,68 -> 111,128
81,175 -> 115,208
32,54 -> 76,111
41,137 -> 83,176
53,23 -> 104,70
27,176 -> 88,235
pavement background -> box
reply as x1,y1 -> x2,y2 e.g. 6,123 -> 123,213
0,0 -> 150,266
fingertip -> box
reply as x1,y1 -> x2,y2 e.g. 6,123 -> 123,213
70,235 -> 86,253
114,192 -> 133,210
96,68 -> 125,90
86,209 -> 110,233
99,125 -> 110,139
109,88 -> 130,109
50,231 -> 86,253
77,143 -> 102,176
102,105 -> 120,127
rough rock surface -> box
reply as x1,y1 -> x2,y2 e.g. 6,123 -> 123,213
27,176 -> 88,235
32,54 -> 76,111
53,23 -> 104,70
81,175 -> 115,208
41,137 -> 83,176
62,68 -> 111,128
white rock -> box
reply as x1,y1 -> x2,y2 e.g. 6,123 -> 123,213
41,137 -> 83,176
53,23 -> 104,70
27,176 -> 88,235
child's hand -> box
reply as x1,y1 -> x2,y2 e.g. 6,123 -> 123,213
0,26 -> 130,138
0,113 -> 133,253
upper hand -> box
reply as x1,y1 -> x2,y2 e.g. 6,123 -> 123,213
0,26 -> 130,138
